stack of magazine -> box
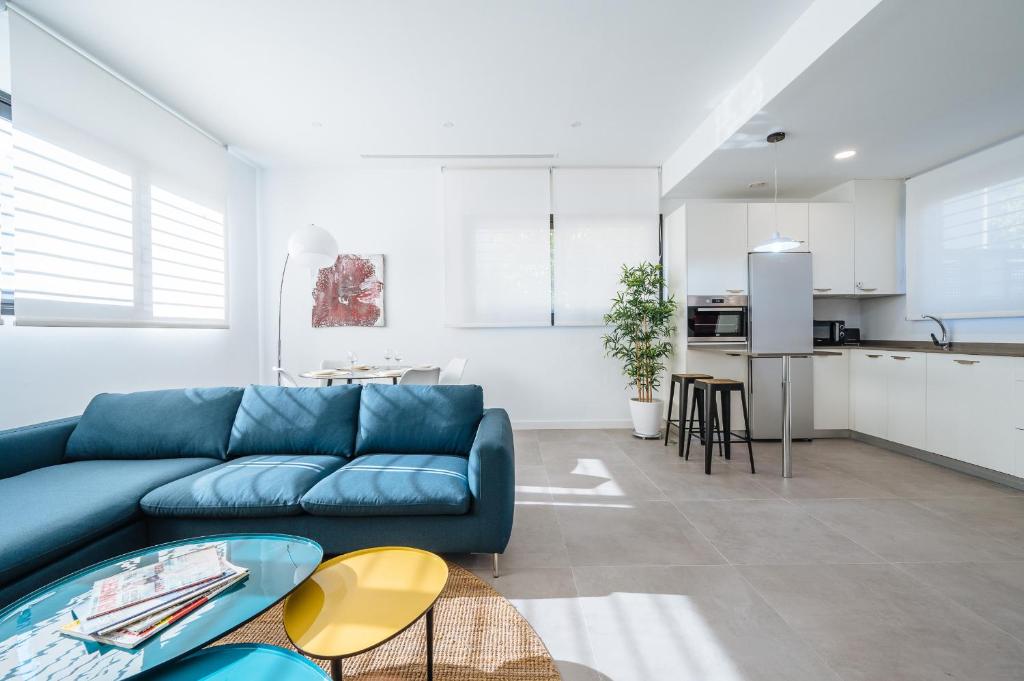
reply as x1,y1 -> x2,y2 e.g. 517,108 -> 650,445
61,543 -> 248,649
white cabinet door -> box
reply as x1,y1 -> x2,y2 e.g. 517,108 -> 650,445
850,349 -> 887,438
885,352 -> 926,449
926,354 -> 1015,473
808,203 -> 855,295
853,180 -> 904,294
686,203 -> 748,296
1015,379 -> 1024,477
748,203 -> 809,252
812,350 -> 849,430
684,347 -> 748,421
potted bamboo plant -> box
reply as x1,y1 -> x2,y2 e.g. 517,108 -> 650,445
602,263 -> 677,438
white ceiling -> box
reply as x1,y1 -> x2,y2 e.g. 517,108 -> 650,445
12,0 -> 813,168
666,0 -> 1024,199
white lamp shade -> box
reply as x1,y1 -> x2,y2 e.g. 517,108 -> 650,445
752,230 -> 803,253
287,224 -> 338,268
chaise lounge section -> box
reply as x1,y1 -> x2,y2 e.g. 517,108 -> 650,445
0,383 -> 515,607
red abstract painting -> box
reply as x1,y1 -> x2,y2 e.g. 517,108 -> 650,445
312,254 -> 385,327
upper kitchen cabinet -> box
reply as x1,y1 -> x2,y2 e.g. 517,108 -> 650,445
808,203 -> 855,294
686,202 -> 748,295
747,203 -> 808,252
853,180 -> 904,295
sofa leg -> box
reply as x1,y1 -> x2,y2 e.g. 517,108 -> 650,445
492,553 -> 500,578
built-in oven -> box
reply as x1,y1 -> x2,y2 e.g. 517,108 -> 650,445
686,295 -> 748,344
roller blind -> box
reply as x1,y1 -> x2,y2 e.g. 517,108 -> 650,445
551,168 -> 660,325
907,134 -> 1024,319
0,96 -> 13,317
443,168 -> 551,327
9,13 -> 227,327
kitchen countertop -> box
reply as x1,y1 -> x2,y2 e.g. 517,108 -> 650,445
687,340 -> 1024,358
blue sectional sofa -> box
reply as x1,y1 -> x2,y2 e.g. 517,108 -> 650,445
0,384 -> 515,606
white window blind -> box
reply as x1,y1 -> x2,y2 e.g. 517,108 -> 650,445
907,134 -> 1024,319
9,13 -> 227,327
0,106 -> 13,317
443,168 -> 551,327
551,168 -> 660,325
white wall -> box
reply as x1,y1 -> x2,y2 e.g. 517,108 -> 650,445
259,167 -> 639,428
860,295 -> 1024,343
0,157 -> 262,428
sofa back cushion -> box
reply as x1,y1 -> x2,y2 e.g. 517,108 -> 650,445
65,388 -> 244,461
228,385 -> 361,458
355,384 -> 483,455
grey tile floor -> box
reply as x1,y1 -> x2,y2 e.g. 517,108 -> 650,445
450,429 -> 1024,681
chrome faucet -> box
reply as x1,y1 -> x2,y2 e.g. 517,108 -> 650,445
922,314 -> 951,350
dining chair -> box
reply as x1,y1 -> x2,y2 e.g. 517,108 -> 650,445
272,367 -> 300,387
438,358 -> 468,385
320,359 -> 348,370
398,367 -> 440,385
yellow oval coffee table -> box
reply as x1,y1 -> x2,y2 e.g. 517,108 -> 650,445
283,546 -> 449,681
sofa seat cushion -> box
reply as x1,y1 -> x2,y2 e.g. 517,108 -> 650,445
65,387 -> 244,461
141,455 -> 344,519
0,458 -> 219,586
228,385 -> 361,458
301,453 -> 471,517
355,385 -> 484,456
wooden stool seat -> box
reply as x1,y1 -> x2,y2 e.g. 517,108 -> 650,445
697,378 -> 743,385
672,372 -> 713,380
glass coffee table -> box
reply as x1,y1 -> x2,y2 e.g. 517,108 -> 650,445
0,533 -> 322,681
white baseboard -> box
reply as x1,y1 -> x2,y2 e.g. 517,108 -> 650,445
511,419 -> 633,430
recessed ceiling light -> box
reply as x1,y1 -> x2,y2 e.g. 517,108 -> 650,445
311,121 -> 323,128
748,180 -> 767,189
442,121 -> 455,128
570,120 -> 582,128
834,149 -> 856,160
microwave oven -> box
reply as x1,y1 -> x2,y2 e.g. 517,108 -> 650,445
813,319 -> 846,345
687,295 -> 748,344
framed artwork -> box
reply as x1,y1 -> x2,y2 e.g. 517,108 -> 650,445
312,254 -> 385,327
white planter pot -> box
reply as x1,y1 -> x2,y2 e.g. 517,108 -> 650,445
629,398 -> 664,438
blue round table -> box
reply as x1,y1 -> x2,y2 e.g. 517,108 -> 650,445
144,644 -> 329,680
0,534 -> 323,681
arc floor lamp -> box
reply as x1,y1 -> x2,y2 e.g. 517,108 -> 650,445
276,224 -> 338,385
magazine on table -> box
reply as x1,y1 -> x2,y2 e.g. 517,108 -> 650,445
61,542 -> 248,647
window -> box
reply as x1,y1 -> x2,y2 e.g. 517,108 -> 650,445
907,134 -> 1024,319
443,167 -> 661,327
8,12 -> 227,327
0,91 -> 13,317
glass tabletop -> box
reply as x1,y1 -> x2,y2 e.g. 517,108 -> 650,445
0,533 -> 323,681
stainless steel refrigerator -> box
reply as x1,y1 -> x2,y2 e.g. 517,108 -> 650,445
747,252 -> 814,440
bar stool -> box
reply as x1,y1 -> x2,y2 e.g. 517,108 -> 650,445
664,372 -> 712,457
688,378 -> 755,475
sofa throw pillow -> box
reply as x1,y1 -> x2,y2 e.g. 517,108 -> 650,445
227,384 -> 361,458
355,384 -> 483,455
65,387 -> 244,461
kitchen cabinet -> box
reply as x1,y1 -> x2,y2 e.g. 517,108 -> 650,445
884,352 -> 927,449
812,350 -> 849,430
850,349 -> 887,438
1014,376 -> 1024,477
808,203 -> 855,295
926,353 -> 1015,474
684,346 -> 747,423
748,203 -> 808,252
853,180 -> 904,295
686,202 -> 748,296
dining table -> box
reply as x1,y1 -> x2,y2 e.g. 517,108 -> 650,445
299,365 -> 423,386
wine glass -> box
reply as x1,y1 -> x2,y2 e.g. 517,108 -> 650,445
383,347 -> 393,368
394,351 -> 403,367
347,351 -> 358,370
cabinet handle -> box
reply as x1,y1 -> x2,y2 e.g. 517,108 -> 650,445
813,287 -> 832,292
1017,427 -> 1024,431
726,289 -> 744,293
954,359 -> 980,365
857,286 -> 878,292
866,354 -> 882,358
891,355 -> 909,360
725,352 -> 743,357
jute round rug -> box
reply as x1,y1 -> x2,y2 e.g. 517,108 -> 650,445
212,563 -> 561,680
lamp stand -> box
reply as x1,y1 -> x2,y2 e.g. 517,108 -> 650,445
276,252 -> 290,386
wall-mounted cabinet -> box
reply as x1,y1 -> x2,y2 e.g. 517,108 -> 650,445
748,202 -> 808,252
853,180 -> 904,295
808,203 -> 855,295
685,202 -> 748,296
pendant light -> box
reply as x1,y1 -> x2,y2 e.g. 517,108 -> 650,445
753,131 -> 803,253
